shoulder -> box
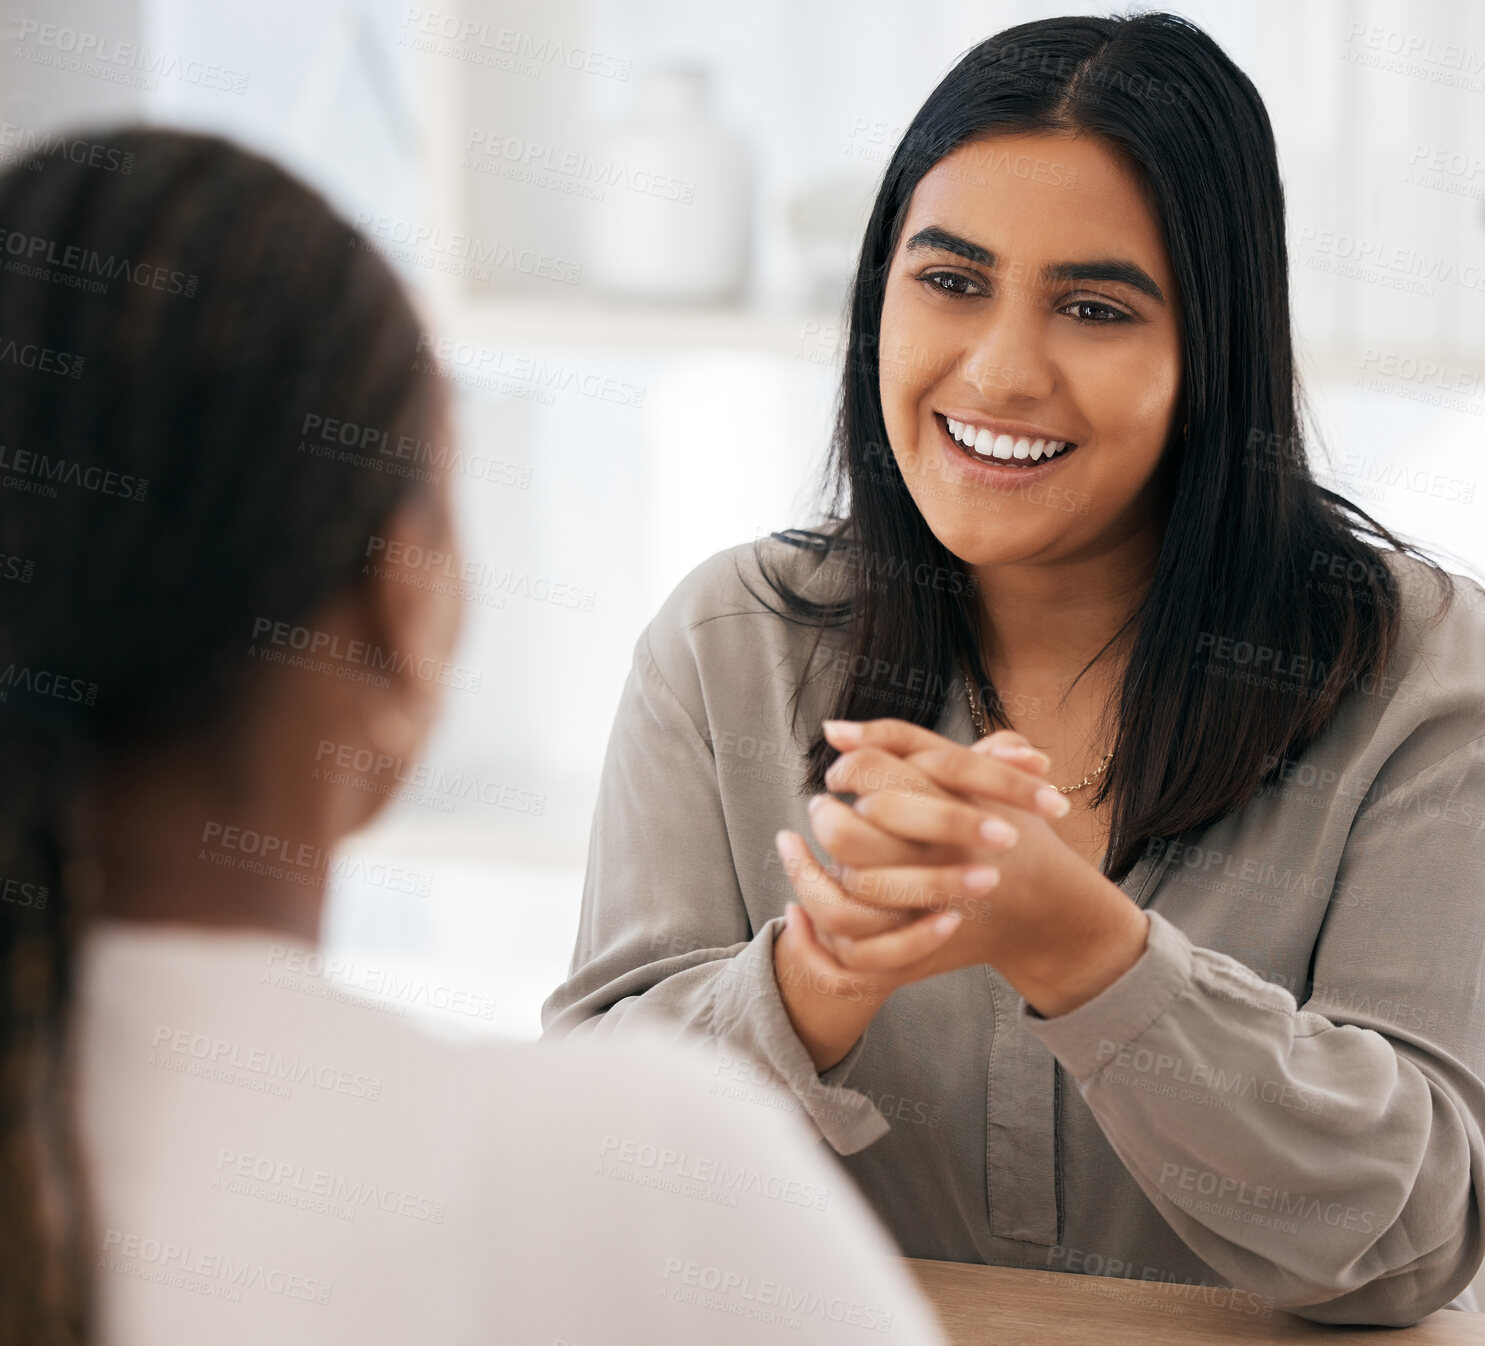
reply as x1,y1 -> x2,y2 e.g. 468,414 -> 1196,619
1359,549 -> 1485,782
1379,548 -> 1485,692
1384,548 -> 1485,667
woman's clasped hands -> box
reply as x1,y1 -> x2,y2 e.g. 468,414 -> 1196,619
771,718 -> 1150,1070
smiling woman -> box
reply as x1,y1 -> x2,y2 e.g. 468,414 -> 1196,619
869,126 -> 1188,881
543,10 -> 1485,1330
884,136 -> 1180,540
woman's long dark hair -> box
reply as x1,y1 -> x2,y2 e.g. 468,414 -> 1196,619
754,10 -> 1453,883
0,128 -> 438,1344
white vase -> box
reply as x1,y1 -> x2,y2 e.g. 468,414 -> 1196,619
585,69 -> 750,305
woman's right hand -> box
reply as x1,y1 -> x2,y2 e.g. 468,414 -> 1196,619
771,830 -> 964,1072
770,723 -> 1053,1071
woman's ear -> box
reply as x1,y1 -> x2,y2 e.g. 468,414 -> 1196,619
358,485 -> 465,752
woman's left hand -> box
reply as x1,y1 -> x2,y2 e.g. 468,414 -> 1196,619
791,718 -> 1149,1011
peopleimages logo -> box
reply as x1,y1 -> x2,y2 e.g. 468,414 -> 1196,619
464,129 -> 695,203
100,1230 -> 330,1305
213,1148 -> 447,1223
1156,1163 -> 1379,1234
0,227 -> 197,295
265,945 -> 497,1021
0,343 -> 84,381
13,20 -> 250,94
0,443 -> 146,498
300,413 -> 533,488
148,1024 -> 382,1101
397,8 -> 632,81
311,740 -> 546,815
0,662 -> 97,706
597,1135 -> 829,1210
1094,1040 -> 1322,1114
1,875 -> 48,910
248,616 -> 484,692
0,124 -> 134,171
659,1259 -> 896,1333
198,820 -> 437,896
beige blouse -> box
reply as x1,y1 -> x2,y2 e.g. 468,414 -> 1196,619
541,533 -> 1485,1327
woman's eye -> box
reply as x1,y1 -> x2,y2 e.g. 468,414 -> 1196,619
1064,299 -> 1132,325
917,274 -> 1131,322
921,270 -> 980,297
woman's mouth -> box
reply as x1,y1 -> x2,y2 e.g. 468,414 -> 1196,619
935,413 -> 1081,469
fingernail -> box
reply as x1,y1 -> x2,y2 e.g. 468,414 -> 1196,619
964,866 -> 999,893
979,816 -> 1018,847
775,829 -> 792,851
932,912 -> 962,935
1035,785 -> 1071,818
807,794 -> 825,815
823,720 -> 862,744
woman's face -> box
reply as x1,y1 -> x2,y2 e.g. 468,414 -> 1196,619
877,131 -> 1184,569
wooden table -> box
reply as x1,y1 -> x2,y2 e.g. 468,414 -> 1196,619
905,1260 -> 1485,1344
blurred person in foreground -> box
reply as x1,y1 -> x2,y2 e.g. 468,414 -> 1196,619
0,127 -> 947,1346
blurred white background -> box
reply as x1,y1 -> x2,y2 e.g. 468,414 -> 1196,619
5,0 -> 1484,1042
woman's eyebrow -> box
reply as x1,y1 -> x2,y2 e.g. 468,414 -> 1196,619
904,225 -> 1166,304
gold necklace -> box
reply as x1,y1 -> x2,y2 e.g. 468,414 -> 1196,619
962,670 -> 1113,795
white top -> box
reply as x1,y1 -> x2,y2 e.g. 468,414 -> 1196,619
74,919 -> 948,1345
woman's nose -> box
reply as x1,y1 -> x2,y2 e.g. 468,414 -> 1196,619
962,285 -> 1056,401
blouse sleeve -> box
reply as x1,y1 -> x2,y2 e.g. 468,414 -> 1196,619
1020,732 -> 1485,1327
540,626 -> 891,1156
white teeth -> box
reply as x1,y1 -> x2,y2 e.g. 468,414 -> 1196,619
943,416 -> 1071,462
